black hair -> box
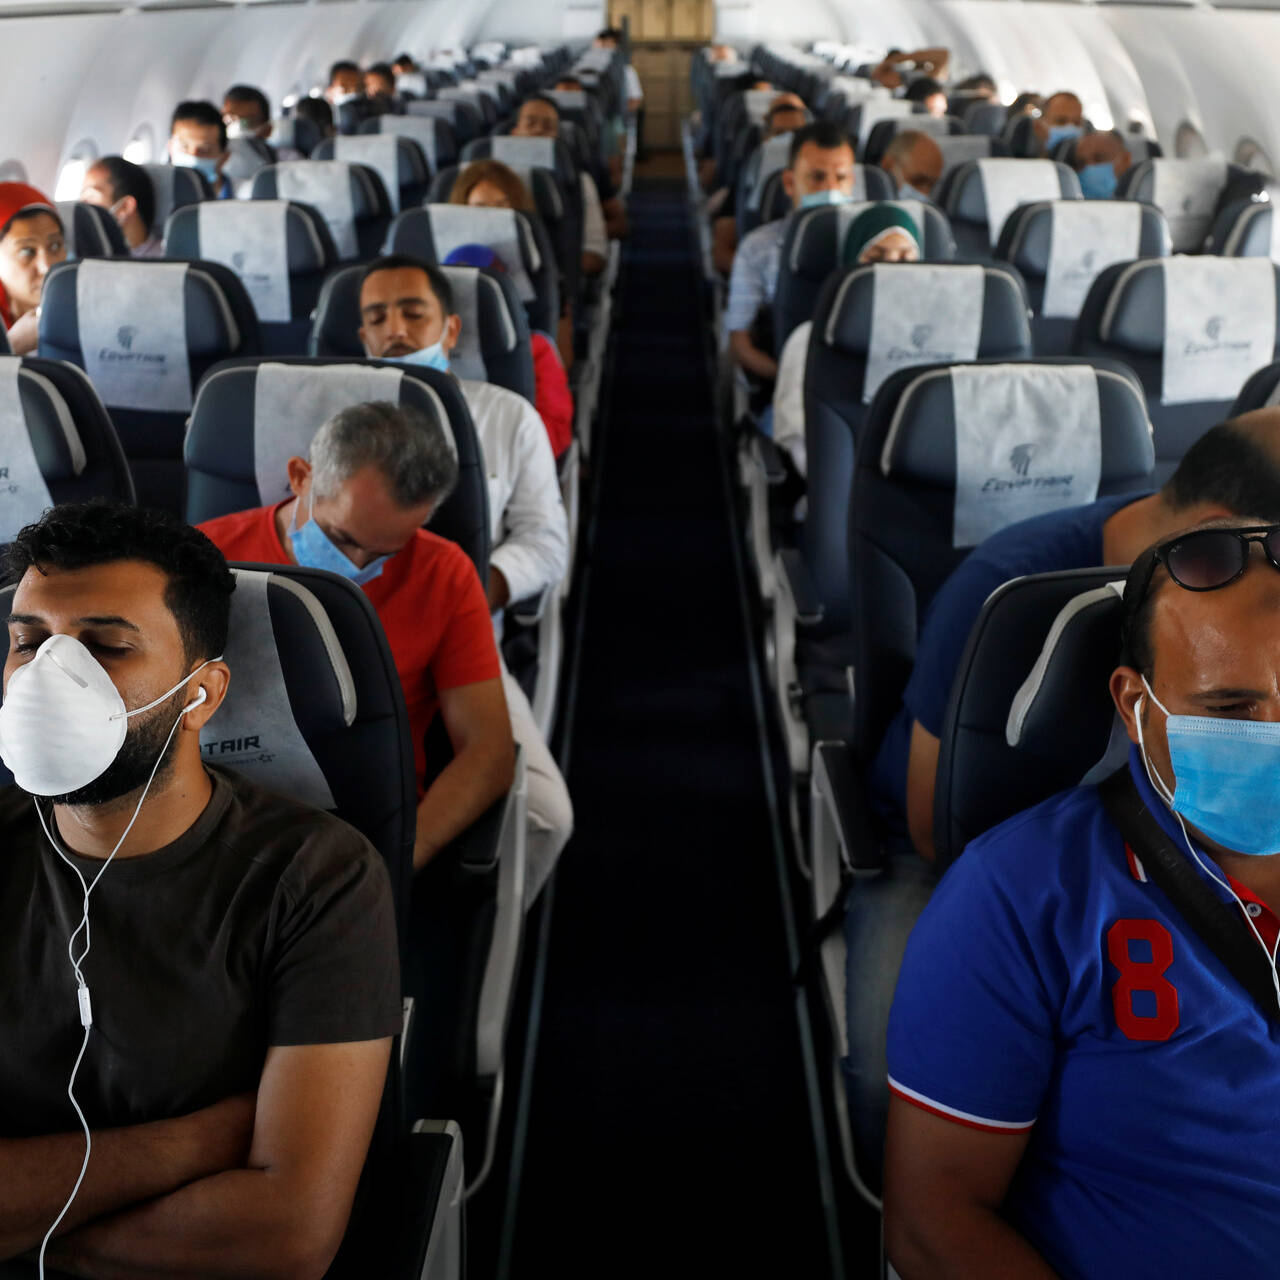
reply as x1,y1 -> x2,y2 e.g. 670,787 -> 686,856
392,53 -> 417,69
1163,421 -> 1280,522
520,94 -> 560,116
224,84 -> 270,124
788,120 -> 855,166
91,156 -> 156,236
171,100 -> 227,149
294,96 -> 334,133
956,73 -> 997,93
766,100 -> 807,125
905,76 -> 945,103
359,253 -> 455,316
3,503 -> 235,666
596,26 -> 622,41
366,62 -> 396,85
329,60 -> 361,83
1119,546 -> 1162,678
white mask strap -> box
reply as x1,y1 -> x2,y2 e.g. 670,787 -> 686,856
1135,678 -> 1177,809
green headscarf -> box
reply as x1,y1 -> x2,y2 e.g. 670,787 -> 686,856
840,204 -> 922,266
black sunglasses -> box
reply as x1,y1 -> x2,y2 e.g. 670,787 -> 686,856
1136,525 -> 1280,605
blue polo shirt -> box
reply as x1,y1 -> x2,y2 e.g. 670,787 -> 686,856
868,491 -> 1147,818
888,747 -> 1280,1279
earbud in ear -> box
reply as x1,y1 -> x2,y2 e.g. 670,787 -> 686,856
182,687 -> 208,714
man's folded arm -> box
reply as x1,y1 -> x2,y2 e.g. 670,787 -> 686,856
45,1038 -> 390,1280
0,1094 -> 255,1261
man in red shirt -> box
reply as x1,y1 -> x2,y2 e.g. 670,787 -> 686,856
199,400 -> 515,869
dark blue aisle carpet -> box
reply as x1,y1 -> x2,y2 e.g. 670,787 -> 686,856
509,177 -> 831,1277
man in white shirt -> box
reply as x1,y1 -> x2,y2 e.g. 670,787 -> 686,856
357,255 -> 573,902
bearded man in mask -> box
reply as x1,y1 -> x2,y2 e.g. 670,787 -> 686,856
0,502 -> 398,1275
884,517 -> 1280,1278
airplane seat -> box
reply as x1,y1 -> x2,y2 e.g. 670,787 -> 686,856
934,134 -> 1008,184
734,131 -> 794,241
310,262 -> 537,404
362,113 -> 459,173
847,100 -> 917,157
996,199 -> 1171,354
460,135 -> 581,216
769,264 -> 1033,777
963,100 -> 1007,137
863,115 -> 963,168
773,200 -> 958,354
250,160 -> 392,262
143,163 -> 211,232
934,567 -> 1128,871
1116,158 -> 1250,253
164,200 -> 338,355
1073,256 -> 1280,480
440,86 -> 497,133
1229,359 -> 1280,415
812,367 -> 1150,1195
940,158 -> 1081,258
56,201 -> 128,259
384,204 -> 560,338
752,164 -> 895,234
37,257 -> 261,513
313,135 -> 432,215
408,98 -> 483,149
1001,114 -> 1081,160
196,562 -> 466,1279
184,358 -> 489,580
269,115 -> 322,159
1206,197 -> 1280,260
0,355 -> 135,540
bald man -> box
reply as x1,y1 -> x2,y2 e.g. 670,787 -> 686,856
880,130 -> 944,200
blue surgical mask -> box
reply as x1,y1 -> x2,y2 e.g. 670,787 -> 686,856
289,491 -> 392,586
1078,161 -> 1118,200
384,340 -> 451,372
897,182 -> 931,204
1046,124 -> 1083,151
1139,677 -> 1280,856
799,188 -> 851,210
172,151 -> 222,186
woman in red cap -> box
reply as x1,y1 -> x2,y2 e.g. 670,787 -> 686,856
0,182 -> 67,356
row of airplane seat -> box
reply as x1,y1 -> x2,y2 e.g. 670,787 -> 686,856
689,38 -> 1280,1280
0,31 -> 636,1279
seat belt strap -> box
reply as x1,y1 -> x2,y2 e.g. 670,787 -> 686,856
1099,769 -> 1280,1020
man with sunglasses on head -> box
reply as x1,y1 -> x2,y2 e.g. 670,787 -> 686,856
885,517 -> 1280,1279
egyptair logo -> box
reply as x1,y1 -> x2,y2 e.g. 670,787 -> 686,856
231,251 -> 247,271
1009,443 -> 1037,477
910,324 -> 932,350
116,325 -> 138,351
1205,315 -> 1224,341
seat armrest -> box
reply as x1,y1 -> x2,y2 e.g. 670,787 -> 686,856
396,1121 -> 465,1280
508,586 -> 552,626
778,548 -> 825,626
437,788 -> 512,875
813,740 -> 885,876
749,427 -> 788,486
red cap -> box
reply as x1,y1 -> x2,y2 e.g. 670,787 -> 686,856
0,182 -> 57,236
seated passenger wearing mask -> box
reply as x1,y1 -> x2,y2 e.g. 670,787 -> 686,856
725,121 -> 857,389
1075,128 -> 1133,200
325,60 -> 364,109
364,63 -> 398,110
880,129 -> 944,201
772,206 -> 920,471
0,503 -> 398,1273
199,401 -> 521,876
352,257 -> 573,900
81,156 -> 163,258
222,85 -> 273,142
295,95 -> 336,142
886,516 -> 1280,1279
711,97 -> 811,276
450,158 -> 576,371
1035,89 -> 1085,152
441,242 -> 575,461
510,94 -> 621,275
0,183 -> 66,356
876,410 -> 1280,860
904,76 -> 948,117
169,100 -> 233,199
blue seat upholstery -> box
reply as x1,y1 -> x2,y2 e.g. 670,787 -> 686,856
313,135 -> 433,212
939,158 -> 1081,258
863,114 -> 964,167
360,112 -> 458,173
143,163 -> 210,236
309,262 -> 537,404
250,161 -> 391,261
37,258 -> 260,513
1116,158 -> 1249,253
56,201 -> 127,259
164,200 -> 337,355
997,200 -> 1171,354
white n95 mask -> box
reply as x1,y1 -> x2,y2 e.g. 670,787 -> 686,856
0,633 -> 215,797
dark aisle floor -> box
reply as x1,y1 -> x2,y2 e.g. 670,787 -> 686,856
507,177 -> 833,1276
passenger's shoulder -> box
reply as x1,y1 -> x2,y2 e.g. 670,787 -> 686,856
0,785 -> 35,831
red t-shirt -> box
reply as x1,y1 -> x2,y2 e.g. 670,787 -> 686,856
531,332 -> 574,460
198,501 -> 501,797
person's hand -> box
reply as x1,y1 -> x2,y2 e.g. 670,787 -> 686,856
6,309 -> 40,356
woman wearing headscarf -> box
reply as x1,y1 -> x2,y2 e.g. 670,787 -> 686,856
0,182 -> 66,356
771,205 -> 921,478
